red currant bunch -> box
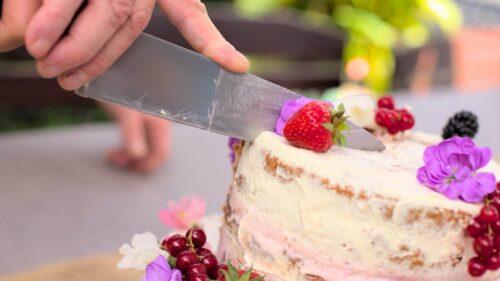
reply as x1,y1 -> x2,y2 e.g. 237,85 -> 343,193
466,182 -> 500,277
375,96 -> 415,135
161,227 -> 221,280
161,227 -> 263,281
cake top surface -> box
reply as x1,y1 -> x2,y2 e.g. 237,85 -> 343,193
251,131 -> 500,214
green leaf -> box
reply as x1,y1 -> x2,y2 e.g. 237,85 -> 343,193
338,134 -> 347,146
336,122 -> 349,132
168,255 -> 176,268
333,132 -> 347,146
322,123 -> 334,131
240,267 -> 252,281
337,103 -> 345,115
251,276 -> 265,281
226,263 -> 239,281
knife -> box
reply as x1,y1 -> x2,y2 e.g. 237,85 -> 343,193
75,33 -> 385,152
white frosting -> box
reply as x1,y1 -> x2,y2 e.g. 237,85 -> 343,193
220,131 -> 500,281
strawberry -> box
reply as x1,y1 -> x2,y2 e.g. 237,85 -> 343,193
283,101 -> 348,152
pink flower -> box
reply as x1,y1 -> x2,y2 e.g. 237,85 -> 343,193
158,197 -> 206,230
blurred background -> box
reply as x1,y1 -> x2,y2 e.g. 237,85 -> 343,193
0,0 -> 499,280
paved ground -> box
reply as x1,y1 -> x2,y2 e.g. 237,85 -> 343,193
0,88 -> 499,275
0,124 -> 232,274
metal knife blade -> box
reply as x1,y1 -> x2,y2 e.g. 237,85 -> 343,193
75,33 -> 385,152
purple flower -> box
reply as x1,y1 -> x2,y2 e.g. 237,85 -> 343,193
417,136 -> 496,203
142,256 -> 182,281
275,97 -> 315,136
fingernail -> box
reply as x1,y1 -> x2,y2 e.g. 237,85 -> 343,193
30,39 -> 51,58
42,66 -> 62,77
234,51 -> 250,72
60,71 -> 89,90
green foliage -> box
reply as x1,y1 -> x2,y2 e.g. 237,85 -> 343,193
234,0 -> 462,92
0,105 -> 109,132
330,103 -> 349,146
168,255 -> 177,268
222,263 -> 265,281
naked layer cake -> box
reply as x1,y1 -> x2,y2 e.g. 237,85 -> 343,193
219,96 -> 500,281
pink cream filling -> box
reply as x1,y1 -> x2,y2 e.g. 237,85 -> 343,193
232,211 -> 429,281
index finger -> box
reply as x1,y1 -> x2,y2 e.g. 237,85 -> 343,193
158,0 -> 249,73
0,0 -> 41,52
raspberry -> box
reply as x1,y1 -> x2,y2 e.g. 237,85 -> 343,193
377,96 -> 395,109
375,100 -> 414,134
399,109 -> 415,130
387,125 -> 400,135
375,109 -> 389,126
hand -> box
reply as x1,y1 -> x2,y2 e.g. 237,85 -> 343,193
0,0 -> 41,52
25,0 -> 250,91
102,103 -> 170,173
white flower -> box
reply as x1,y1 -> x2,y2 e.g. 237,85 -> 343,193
345,98 -> 376,129
117,232 -> 167,271
338,93 -> 376,129
323,87 -> 377,129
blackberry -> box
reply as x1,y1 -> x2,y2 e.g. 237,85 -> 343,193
442,111 -> 479,139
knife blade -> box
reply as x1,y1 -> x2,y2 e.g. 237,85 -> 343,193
75,33 -> 385,152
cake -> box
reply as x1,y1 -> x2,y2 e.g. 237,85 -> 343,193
117,94 -> 499,281
218,96 -> 500,281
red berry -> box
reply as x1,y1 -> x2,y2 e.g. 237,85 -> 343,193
377,96 -> 395,109
497,182 -> 500,190
492,220 -> 500,233
383,110 -> 398,128
176,250 -> 198,272
375,109 -> 388,126
387,125 -> 400,135
487,254 -> 500,270
491,196 -> 500,210
214,264 -> 228,281
375,109 -> 399,130
196,248 -> 212,257
399,110 -> 415,130
283,101 -> 335,152
466,219 -> 488,238
236,269 -> 261,279
468,257 -> 487,277
162,234 -> 188,257
478,205 -> 499,223
495,235 -> 500,250
474,235 -> 495,257
188,274 -> 208,281
208,268 -> 219,280
200,253 -> 218,271
218,264 -> 228,272
187,263 -> 207,277
186,227 -> 207,249
489,189 -> 500,199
